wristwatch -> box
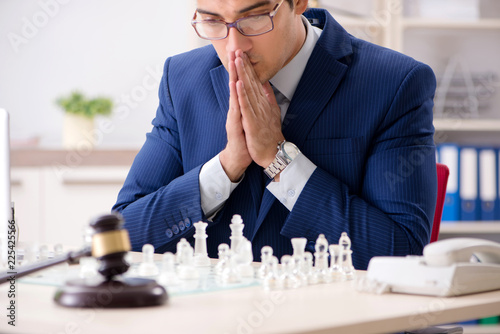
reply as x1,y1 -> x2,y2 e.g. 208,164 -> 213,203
263,141 -> 301,179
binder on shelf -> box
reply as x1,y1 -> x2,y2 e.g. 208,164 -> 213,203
498,149 -> 500,220
438,144 -> 460,221
459,147 -> 479,221
478,148 -> 497,221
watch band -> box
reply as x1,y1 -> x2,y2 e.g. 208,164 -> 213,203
263,141 -> 288,179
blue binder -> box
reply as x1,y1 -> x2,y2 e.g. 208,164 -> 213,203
460,147 -> 479,221
478,148 -> 497,221
497,149 -> 500,220
437,144 -> 460,221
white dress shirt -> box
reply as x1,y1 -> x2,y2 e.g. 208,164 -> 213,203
200,17 -> 322,217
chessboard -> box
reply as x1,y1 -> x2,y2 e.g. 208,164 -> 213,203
10,214 -> 356,296
17,259 -> 260,297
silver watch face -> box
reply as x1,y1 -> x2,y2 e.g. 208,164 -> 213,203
282,142 -> 300,161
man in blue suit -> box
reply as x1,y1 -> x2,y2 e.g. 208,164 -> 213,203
113,0 -> 437,270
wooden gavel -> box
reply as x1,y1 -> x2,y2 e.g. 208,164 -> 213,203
0,213 -> 167,308
0,213 -> 131,283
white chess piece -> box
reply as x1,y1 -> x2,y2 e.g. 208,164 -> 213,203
280,255 -> 301,289
177,242 -> 199,280
53,243 -> 69,275
39,245 -> 49,261
229,214 -> 244,252
158,252 -> 180,286
138,244 -> 159,277
329,244 -> 344,282
176,238 -> 190,264
79,257 -> 98,279
220,254 -> 241,285
193,221 -> 211,267
235,238 -> 254,278
339,232 -> 355,280
257,246 -> 273,279
263,256 -> 282,290
291,237 -> 308,286
314,234 -> 332,283
304,252 -> 318,285
214,243 -> 230,277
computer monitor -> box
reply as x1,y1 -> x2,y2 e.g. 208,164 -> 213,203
0,108 -> 11,265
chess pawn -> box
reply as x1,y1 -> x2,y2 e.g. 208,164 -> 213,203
314,234 -> 332,283
138,244 -> 160,277
176,238 -> 190,264
235,238 -> 254,278
39,245 -> 49,261
263,256 -> 283,290
329,244 -> 344,282
214,243 -> 230,277
79,257 -> 99,279
158,252 -> 180,286
229,214 -> 244,253
304,252 -> 319,285
257,246 -> 273,279
193,221 -> 210,267
280,255 -> 301,289
23,243 -> 38,266
53,243 -> 69,276
220,252 -> 241,285
177,242 -> 200,280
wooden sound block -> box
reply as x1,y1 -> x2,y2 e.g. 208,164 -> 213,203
54,277 -> 167,308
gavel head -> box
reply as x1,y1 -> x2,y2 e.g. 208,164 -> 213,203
90,213 -> 131,280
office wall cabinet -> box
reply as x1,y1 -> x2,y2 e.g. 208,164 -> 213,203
11,150 -> 132,247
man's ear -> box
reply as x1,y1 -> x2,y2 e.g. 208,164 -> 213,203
294,0 -> 309,15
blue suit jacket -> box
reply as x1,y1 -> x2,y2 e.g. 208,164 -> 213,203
113,8 -> 437,270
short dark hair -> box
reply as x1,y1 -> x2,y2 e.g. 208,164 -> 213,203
286,0 -> 293,8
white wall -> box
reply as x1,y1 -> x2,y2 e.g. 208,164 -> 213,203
0,0 -> 198,148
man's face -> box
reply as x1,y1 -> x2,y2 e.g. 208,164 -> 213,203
195,0 -> 307,83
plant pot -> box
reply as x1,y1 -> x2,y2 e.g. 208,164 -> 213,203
63,113 -> 95,150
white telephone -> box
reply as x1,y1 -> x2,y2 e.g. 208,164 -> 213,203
365,238 -> 500,297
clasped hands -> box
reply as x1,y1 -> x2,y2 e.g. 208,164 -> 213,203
219,50 -> 285,182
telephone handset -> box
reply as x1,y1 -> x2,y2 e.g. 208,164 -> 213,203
365,238 -> 500,297
424,238 -> 500,267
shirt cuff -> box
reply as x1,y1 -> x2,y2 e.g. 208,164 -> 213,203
199,154 -> 242,218
266,153 -> 316,211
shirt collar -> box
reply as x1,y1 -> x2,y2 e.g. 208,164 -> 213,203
269,16 -> 322,101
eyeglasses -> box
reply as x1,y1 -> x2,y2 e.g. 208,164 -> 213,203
191,0 -> 285,40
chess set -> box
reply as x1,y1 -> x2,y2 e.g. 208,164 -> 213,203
11,214 -> 357,297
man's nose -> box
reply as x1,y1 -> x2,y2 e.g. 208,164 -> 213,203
225,27 -> 251,53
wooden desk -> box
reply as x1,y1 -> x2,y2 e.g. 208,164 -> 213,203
1,260 -> 500,334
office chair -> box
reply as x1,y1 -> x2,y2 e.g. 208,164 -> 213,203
430,163 -> 450,243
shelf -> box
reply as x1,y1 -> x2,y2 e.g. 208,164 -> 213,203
434,119 -> 500,132
402,18 -> 500,30
462,325 -> 500,334
440,222 -> 500,234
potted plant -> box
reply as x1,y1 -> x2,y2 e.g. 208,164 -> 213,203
56,91 -> 113,149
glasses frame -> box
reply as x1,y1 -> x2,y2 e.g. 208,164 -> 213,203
191,0 -> 285,40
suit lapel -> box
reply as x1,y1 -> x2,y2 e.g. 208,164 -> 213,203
210,65 -> 230,118
252,11 -> 353,238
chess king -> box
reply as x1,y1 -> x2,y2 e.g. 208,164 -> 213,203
113,0 -> 437,270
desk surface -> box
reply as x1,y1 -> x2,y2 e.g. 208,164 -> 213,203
1,258 -> 500,334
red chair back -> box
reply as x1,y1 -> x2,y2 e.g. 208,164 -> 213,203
431,163 -> 450,243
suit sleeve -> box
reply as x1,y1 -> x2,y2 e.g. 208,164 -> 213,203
281,63 -> 438,270
112,57 -> 204,253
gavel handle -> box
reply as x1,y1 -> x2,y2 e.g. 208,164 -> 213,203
0,247 -> 92,284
